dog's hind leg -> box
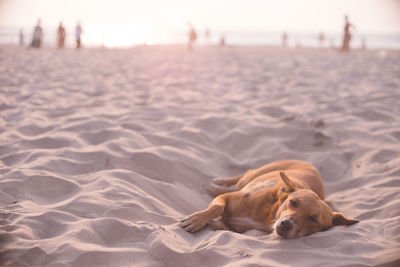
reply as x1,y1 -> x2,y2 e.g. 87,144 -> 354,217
211,175 -> 242,186
207,175 -> 241,196
206,183 -> 238,196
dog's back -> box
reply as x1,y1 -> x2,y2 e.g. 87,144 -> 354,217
233,160 -> 325,199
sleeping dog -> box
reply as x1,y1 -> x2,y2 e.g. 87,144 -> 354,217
180,160 -> 359,238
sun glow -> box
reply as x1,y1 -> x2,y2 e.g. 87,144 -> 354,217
87,24 -> 157,47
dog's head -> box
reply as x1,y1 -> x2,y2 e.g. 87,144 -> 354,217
274,171 -> 359,239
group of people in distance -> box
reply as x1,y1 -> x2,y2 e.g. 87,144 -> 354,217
189,15 -> 357,52
187,23 -> 226,50
281,15 -> 357,51
26,15 -> 356,52
27,19 -> 82,49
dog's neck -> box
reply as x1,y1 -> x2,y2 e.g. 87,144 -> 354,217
254,185 -> 285,228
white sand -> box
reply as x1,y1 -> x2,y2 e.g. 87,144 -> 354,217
0,45 -> 399,266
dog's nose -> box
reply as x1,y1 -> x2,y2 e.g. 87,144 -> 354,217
280,219 -> 293,232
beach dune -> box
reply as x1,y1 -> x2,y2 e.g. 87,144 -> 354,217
0,45 -> 400,266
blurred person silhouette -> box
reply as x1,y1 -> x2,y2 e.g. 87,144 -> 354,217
75,22 -> 83,48
204,28 -> 211,44
31,19 -> 43,48
340,15 -> 354,52
187,22 -> 197,51
220,35 -> 225,46
19,29 -> 24,46
318,32 -> 325,47
57,22 -> 66,48
282,32 -> 288,47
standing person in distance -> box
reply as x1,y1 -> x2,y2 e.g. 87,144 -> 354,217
31,19 -> 43,48
57,22 -> 66,49
340,15 -> 355,52
75,22 -> 83,49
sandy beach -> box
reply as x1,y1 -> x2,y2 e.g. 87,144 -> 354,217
0,45 -> 400,266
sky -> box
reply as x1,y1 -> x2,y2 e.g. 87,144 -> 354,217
1,0 -> 400,34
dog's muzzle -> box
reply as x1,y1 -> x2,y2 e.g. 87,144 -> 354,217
274,217 -> 295,238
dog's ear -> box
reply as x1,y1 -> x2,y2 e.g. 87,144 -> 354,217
332,212 -> 360,226
279,171 -> 297,193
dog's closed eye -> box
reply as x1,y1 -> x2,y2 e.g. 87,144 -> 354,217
289,199 -> 298,208
308,215 -> 319,224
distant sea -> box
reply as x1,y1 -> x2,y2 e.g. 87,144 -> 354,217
1,25 -> 399,50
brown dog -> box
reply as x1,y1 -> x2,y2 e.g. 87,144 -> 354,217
180,160 -> 359,238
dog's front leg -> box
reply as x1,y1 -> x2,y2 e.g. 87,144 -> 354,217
180,193 -> 232,233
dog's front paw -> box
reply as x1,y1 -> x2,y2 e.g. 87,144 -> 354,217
179,212 -> 208,233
